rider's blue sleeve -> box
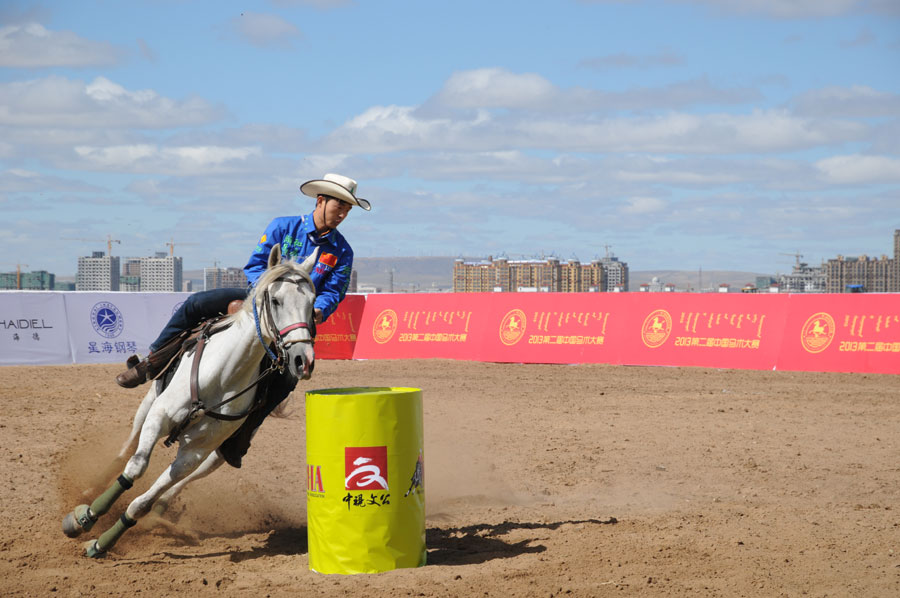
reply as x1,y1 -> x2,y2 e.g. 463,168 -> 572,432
244,218 -> 289,286
314,245 -> 353,323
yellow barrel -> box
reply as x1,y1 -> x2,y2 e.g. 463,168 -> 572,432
305,387 -> 426,574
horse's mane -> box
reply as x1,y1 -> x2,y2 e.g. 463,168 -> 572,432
224,261 -> 312,325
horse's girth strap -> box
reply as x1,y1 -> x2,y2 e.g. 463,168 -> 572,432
189,328 -> 209,410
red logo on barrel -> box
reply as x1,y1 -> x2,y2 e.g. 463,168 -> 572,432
345,446 -> 389,490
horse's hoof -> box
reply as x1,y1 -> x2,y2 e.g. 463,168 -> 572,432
82,539 -> 106,558
62,504 -> 94,538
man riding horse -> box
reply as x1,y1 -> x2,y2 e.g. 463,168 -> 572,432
115,173 -> 371,467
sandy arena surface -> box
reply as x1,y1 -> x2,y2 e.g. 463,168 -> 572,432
1,359 -> 898,597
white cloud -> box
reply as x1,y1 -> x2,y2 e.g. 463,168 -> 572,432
430,68 -> 558,110
792,85 -> 900,118
228,12 -> 302,49
621,196 -> 668,214
326,103 -> 865,154
270,0 -> 354,7
815,154 -> 900,183
73,144 -> 262,175
579,50 -> 684,70
0,76 -> 225,128
424,68 -> 758,114
580,0 -> 900,18
0,23 -> 122,68
0,168 -> 103,193
689,0 -> 863,18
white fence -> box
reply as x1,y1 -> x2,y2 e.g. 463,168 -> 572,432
0,291 -> 192,366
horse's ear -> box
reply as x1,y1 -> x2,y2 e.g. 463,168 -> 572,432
299,247 -> 319,275
268,243 -> 282,270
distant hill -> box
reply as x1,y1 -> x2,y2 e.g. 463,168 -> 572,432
353,257 -> 456,292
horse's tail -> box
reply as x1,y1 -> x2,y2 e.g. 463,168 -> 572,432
270,396 -> 295,419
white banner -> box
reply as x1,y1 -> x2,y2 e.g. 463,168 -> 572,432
64,292 -> 192,364
0,292 -> 73,365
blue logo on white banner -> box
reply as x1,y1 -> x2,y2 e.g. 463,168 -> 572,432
90,302 -> 124,338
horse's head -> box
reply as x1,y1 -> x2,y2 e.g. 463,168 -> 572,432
253,244 -> 318,380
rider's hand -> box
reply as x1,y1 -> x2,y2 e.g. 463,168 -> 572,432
314,308 -> 323,324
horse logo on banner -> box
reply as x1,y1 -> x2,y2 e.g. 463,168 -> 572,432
499,309 -> 527,346
641,309 -> 672,349
372,309 -> 398,344
800,312 -> 836,354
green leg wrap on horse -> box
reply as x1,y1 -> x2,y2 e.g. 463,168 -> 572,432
95,513 -> 138,553
89,474 -> 134,518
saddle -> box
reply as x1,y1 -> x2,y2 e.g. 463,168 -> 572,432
150,300 -> 244,392
154,299 -> 291,468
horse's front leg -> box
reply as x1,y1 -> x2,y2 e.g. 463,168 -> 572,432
80,385 -> 160,501
83,444 -> 212,557
62,397 -> 173,540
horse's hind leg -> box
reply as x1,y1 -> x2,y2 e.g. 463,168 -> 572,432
152,451 -> 225,517
83,446 -> 210,557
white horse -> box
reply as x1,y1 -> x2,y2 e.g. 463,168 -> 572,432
62,244 -> 317,557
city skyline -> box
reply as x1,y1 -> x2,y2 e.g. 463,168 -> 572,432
1,1 -> 898,276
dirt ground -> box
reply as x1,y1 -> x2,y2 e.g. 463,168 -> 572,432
1,359 -> 898,597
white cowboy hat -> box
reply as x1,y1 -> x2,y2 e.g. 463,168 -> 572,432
300,173 -> 372,211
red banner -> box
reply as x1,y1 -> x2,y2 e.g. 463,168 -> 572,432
777,294 -> 900,374
350,292 -> 899,375
316,294 -> 365,360
481,293 -> 626,364
353,294 -> 482,360
615,293 -> 788,370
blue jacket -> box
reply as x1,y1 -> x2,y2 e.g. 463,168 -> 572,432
244,211 -> 354,323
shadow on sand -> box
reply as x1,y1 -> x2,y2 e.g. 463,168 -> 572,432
425,517 -> 618,566
156,516 -> 617,565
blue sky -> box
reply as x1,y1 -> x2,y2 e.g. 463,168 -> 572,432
1,0 -> 898,277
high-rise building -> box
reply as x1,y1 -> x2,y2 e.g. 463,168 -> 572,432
77,251 -> 120,291
779,259 -> 826,293
825,230 -> 899,293
138,253 -> 183,292
453,254 -> 625,293
598,255 -> 628,292
204,267 -> 247,291
0,270 -> 55,290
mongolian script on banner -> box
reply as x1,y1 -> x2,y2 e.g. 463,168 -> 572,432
779,296 -> 900,374
803,311 -> 900,354
316,309 -> 358,344
525,310 -> 609,346
315,294 -> 365,360
396,310 -> 472,344
671,311 -> 767,350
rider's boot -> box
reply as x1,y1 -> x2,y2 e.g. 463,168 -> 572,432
115,355 -> 151,388
115,330 -> 190,389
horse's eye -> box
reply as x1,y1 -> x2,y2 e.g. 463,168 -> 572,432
272,298 -> 281,307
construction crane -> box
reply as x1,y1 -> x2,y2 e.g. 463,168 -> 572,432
164,238 -> 199,257
1,263 -> 29,289
63,235 -> 122,256
779,251 -> 804,266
